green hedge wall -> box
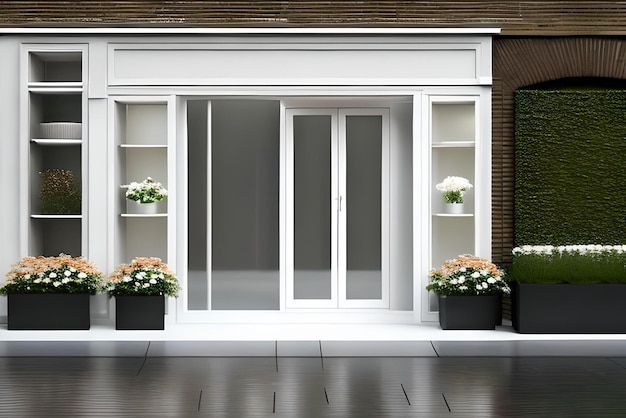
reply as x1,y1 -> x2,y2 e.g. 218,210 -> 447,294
514,89 -> 626,245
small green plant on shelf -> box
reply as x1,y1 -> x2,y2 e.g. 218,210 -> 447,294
40,169 -> 81,214
0,254 -> 103,294
105,257 -> 180,297
123,177 -> 167,204
427,255 -> 510,296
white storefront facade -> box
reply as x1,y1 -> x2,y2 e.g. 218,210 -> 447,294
0,28 -> 497,332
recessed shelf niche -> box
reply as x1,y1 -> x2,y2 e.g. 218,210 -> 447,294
24,48 -> 86,257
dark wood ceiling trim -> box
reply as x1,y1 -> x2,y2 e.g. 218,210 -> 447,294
1,2 -> 626,35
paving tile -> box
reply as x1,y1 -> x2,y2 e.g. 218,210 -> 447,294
147,340 -> 275,357
276,340 -> 321,357
0,341 -> 149,357
321,340 -> 437,357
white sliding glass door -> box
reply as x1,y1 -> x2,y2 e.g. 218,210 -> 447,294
286,108 -> 390,309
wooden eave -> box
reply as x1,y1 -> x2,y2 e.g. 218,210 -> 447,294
1,1 -> 626,36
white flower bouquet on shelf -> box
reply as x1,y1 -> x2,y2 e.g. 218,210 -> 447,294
123,177 -> 167,204
435,176 -> 473,204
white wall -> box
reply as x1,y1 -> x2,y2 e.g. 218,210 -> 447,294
0,38 -> 20,320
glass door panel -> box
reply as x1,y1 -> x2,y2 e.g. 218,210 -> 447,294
344,115 -> 383,300
293,115 -> 333,299
287,110 -> 338,307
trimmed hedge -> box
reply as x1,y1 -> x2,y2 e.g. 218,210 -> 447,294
514,89 -> 626,245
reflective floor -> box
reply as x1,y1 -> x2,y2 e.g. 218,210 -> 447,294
1,355 -> 626,417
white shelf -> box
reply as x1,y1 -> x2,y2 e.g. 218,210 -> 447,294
31,214 -> 82,219
120,144 -> 167,148
31,139 -> 82,146
433,213 -> 474,217
28,81 -> 82,88
121,213 -> 168,218
432,141 -> 475,148
28,83 -> 83,93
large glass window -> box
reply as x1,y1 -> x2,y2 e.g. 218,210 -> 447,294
188,99 -> 280,310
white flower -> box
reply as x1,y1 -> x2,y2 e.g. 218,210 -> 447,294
43,278 -> 51,284
480,269 -> 489,276
435,176 -> 473,193
53,281 -> 61,287
482,282 -> 489,289
123,276 -> 132,282
64,270 -> 72,277
459,285 -> 468,291
49,272 -> 57,278
24,274 -> 31,280
78,272 -> 87,279
475,284 -> 482,290
149,278 -> 157,285
458,277 -> 465,283
487,277 -> 496,284
459,267 -> 467,272
123,177 -> 168,203
62,278 -> 70,284
34,278 -> 42,284
471,271 -> 480,279
143,283 -> 150,288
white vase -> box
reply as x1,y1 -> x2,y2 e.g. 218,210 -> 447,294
444,203 -> 464,214
127,200 -> 160,215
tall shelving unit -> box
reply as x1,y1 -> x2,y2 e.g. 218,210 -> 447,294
110,97 -> 174,271
428,97 -> 479,313
23,46 -> 87,257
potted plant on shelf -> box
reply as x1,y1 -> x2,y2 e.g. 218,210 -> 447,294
435,176 -> 473,214
509,244 -> 626,334
40,169 -> 81,215
105,257 -> 180,330
123,177 -> 167,215
427,255 -> 510,330
0,254 -> 103,330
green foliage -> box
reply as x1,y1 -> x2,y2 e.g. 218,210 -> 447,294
40,169 -> 81,215
514,89 -> 626,245
509,245 -> 626,284
443,190 -> 463,204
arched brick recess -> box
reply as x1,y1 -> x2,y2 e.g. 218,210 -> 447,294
492,37 -> 626,264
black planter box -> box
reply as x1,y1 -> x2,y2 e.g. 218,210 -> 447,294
115,295 -> 165,330
7,293 -> 90,330
512,283 -> 626,334
438,295 -> 501,330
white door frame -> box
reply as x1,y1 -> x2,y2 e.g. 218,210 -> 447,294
285,106 -> 390,309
